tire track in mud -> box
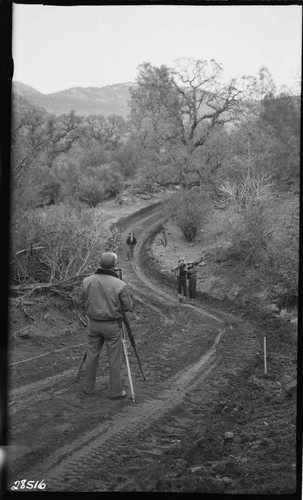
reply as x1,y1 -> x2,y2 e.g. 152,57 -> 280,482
132,292 -> 175,325
8,311 -> 219,481
23,315 -> 260,492
24,332 -> 222,490
99,319 -> 264,492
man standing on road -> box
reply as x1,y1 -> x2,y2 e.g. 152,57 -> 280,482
126,232 -> 137,260
172,258 -> 187,300
187,258 -> 203,300
78,252 -> 133,399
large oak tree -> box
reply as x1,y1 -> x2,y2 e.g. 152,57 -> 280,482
129,58 -> 255,189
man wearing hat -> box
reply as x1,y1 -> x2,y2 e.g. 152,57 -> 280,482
78,252 -> 133,398
126,232 -> 137,260
171,258 -> 187,300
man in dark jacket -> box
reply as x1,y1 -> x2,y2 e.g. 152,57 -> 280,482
172,258 -> 187,299
126,232 -> 137,260
78,252 -> 133,398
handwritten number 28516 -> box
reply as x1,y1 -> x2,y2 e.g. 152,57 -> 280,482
11,479 -> 46,490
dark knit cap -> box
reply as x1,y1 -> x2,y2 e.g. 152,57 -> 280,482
100,252 -> 117,269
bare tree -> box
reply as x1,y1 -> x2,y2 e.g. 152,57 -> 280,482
130,59 -> 255,189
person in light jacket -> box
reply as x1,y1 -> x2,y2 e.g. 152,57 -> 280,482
78,252 -> 133,398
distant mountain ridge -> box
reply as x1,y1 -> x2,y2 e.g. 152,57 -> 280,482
12,81 -> 134,117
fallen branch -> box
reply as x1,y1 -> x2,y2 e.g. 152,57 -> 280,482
14,246 -> 45,257
10,274 -> 90,294
21,303 -> 36,322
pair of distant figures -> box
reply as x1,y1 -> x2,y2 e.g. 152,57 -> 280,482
172,257 -> 204,301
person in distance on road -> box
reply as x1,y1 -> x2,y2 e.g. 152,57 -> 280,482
172,258 -> 187,300
126,232 -> 137,260
78,252 -> 133,399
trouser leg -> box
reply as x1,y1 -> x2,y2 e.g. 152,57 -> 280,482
85,320 -> 123,397
189,279 -> 196,298
192,279 -> 197,299
181,276 -> 187,296
84,328 -> 104,393
178,277 -> 182,294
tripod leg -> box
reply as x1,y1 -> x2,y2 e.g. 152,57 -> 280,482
74,351 -> 87,380
121,326 -> 135,402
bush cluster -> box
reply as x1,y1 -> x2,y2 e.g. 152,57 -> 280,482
224,204 -> 269,264
165,189 -> 213,242
219,171 -> 299,304
76,164 -> 124,207
218,172 -> 274,212
264,202 -> 299,304
10,203 -> 112,285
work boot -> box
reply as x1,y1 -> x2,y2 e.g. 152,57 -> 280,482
109,390 -> 127,400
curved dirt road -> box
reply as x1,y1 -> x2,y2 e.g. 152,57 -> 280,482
7,206 -> 287,493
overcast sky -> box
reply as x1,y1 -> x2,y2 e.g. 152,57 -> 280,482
12,4 -> 302,94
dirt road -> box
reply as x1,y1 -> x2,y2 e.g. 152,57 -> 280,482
7,204 -> 297,493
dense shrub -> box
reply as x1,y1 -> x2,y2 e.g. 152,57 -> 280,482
39,179 -> 61,205
165,189 -> 213,242
264,201 -> 299,303
77,164 -> 124,206
218,172 -> 274,212
77,177 -> 108,206
218,170 -> 299,303
218,172 -> 275,263
10,203 -> 111,285
99,164 -> 124,198
223,204 -> 270,264
131,165 -> 156,194
114,142 -> 140,179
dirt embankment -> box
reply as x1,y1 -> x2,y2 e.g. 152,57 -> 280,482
7,198 -> 298,494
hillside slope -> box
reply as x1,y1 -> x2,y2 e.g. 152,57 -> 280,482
12,81 -> 133,117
